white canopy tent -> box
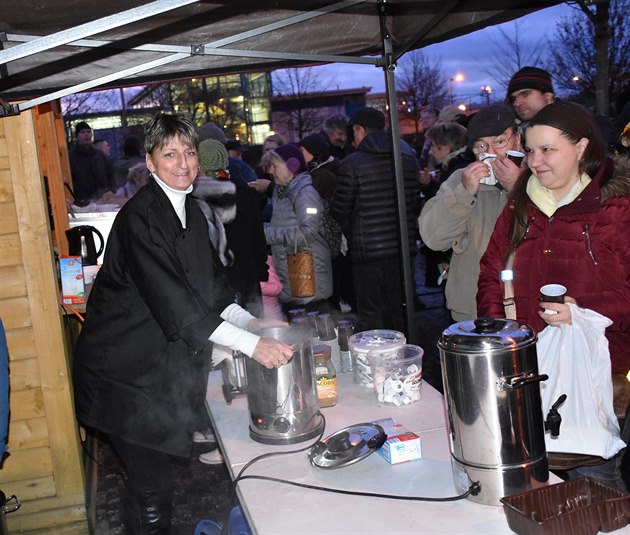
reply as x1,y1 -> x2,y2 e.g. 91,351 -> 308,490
0,0 -> 561,340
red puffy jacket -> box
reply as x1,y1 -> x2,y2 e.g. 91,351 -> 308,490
478,159 -> 630,375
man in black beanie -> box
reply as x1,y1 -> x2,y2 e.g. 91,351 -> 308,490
507,66 -> 555,123
69,121 -> 110,202
507,66 -> 616,152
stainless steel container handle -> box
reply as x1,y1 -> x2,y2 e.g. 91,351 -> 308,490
497,372 -> 548,391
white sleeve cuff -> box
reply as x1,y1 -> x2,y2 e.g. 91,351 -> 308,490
220,303 -> 256,330
209,321 -> 260,358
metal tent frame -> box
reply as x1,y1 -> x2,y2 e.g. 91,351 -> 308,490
0,0 -> 561,341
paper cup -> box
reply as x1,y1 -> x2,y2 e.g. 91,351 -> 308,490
83,264 -> 101,285
540,284 -> 566,303
540,284 -> 566,315
507,150 -> 525,166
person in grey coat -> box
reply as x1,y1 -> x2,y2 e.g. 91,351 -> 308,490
262,144 -> 333,313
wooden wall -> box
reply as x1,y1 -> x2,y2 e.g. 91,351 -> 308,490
0,107 -> 88,533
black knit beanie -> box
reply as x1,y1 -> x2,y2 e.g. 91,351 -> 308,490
508,67 -> 554,95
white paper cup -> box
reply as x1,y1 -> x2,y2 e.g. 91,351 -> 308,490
507,150 -> 525,166
539,284 -> 566,315
83,265 -> 101,285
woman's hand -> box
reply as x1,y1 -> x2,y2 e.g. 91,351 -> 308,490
249,179 -> 271,193
251,337 -> 294,369
538,296 -> 577,326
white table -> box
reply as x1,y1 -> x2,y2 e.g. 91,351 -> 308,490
206,371 -> 624,535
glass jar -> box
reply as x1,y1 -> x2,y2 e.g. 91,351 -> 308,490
313,344 -> 338,408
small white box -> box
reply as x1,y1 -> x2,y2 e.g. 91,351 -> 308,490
372,417 -> 422,464
60,256 -> 86,305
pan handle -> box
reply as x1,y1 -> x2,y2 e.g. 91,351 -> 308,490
497,372 -> 548,391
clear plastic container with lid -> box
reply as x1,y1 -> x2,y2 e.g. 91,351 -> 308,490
348,329 -> 406,388
313,344 -> 338,407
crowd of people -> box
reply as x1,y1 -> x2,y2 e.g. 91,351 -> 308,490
69,65 -> 630,532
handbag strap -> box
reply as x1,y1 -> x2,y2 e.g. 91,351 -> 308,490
292,227 -> 310,254
502,251 -> 517,320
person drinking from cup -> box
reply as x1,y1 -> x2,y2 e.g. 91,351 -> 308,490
477,101 -> 630,487
418,105 -> 522,322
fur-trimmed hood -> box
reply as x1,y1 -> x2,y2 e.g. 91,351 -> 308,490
602,155 -> 630,203
191,176 -> 237,224
191,175 -> 237,267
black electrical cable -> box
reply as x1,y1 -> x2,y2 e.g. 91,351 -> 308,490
233,411 -> 327,484
236,474 -> 481,502
232,411 -> 481,502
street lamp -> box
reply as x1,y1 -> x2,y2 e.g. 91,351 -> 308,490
448,72 -> 465,105
480,85 -> 492,106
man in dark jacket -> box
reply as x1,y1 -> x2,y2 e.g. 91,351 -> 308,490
332,107 -> 420,332
69,121 -> 111,202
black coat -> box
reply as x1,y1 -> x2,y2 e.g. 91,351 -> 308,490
73,180 -> 234,457
69,143 -> 111,201
331,131 -> 420,263
224,181 -> 269,316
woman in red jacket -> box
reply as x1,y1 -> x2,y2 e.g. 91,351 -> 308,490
477,101 -> 630,488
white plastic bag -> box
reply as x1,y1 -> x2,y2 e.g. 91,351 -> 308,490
537,303 -> 625,459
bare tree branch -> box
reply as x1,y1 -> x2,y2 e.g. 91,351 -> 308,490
481,19 -> 546,92
395,50 -> 447,134
271,67 -> 330,140
545,0 -> 629,112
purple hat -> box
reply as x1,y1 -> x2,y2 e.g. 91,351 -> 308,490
273,144 -> 306,174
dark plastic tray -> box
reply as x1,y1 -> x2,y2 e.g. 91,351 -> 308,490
500,478 -> 630,535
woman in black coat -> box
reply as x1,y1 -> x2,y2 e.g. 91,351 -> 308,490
73,113 -> 292,534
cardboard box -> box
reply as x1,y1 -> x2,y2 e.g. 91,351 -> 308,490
372,417 -> 422,464
60,256 -> 86,305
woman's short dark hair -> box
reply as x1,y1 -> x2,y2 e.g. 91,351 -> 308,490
144,112 -> 199,155
427,121 -> 467,151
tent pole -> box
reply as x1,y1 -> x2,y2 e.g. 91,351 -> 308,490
378,3 -> 418,344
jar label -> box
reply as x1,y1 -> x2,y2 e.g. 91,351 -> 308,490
317,376 -> 338,405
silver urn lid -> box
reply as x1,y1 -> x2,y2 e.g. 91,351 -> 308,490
438,317 -> 536,353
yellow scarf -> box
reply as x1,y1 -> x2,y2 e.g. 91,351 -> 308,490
526,172 -> 591,217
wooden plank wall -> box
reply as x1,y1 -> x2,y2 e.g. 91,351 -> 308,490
0,109 -> 88,533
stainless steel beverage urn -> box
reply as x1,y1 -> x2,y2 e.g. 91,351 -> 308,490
438,318 -> 549,505
246,325 -> 323,445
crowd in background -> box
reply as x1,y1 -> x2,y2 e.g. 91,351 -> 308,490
67,66 -> 630,531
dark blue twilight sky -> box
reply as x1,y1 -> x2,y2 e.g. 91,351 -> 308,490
300,3 -> 574,106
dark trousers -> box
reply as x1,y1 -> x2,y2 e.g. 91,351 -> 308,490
352,258 -> 405,333
331,253 -> 356,310
108,435 -> 176,534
